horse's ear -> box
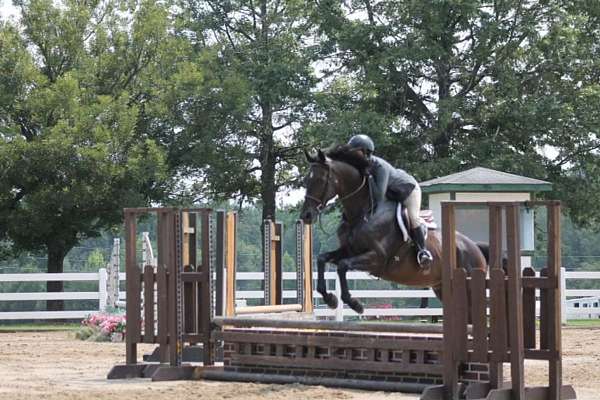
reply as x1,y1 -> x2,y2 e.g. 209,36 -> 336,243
304,148 -> 316,163
317,149 -> 326,163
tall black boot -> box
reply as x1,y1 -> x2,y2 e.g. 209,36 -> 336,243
410,225 -> 433,266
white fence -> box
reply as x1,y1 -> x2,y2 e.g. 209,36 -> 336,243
1,268 -> 599,322
0,270 -> 109,320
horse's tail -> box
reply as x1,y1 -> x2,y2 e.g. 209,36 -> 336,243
476,242 -> 507,271
476,242 -> 490,263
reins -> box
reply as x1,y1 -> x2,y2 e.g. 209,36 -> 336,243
304,162 -> 369,236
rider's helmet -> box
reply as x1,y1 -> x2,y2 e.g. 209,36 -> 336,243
347,134 -> 375,156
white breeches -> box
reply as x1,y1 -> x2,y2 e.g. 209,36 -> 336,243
404,184 -> 422,230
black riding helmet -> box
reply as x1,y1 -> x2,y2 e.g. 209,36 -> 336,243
347,134 -> 375,156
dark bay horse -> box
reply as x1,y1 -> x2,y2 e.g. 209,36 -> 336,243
300,147 -> 487,314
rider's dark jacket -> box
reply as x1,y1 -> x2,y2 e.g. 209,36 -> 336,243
369,155 -> 417,204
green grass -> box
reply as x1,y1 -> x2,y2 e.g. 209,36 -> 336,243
0,323 -> 80,332
565,319 -> 600,327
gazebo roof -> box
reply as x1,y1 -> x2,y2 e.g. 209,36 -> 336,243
420,167 -> 552,194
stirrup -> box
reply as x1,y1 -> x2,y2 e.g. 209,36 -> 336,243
417,249 -> 433,266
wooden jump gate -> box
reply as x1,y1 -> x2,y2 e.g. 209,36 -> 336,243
108,208 -> 314,380
108,202 -> 575,400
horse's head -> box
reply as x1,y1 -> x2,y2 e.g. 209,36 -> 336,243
300,149 -> 337,224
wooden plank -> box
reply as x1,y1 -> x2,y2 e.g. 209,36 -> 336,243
488,204 -> 505,390
235,304 -> 302,314
470,268 -> 488,362
214,317 -> 445,334
274,222 -> 283,305
547,202 -> 563,400
522,276 -> 556,289
182,333 -> 209,343
125,211 -> 140,364
157,213 -> 169,363
226,212 -> 237,317
488,204 -> 503,270
540,268 -> 549,350
220,331 -> 444,351
215,211 -> 226,316
163,210 -> 178,367
181,272 -> 207,282
156,264 -> 168,363
505,204 -> 525,400
296,220 -> 314,313
522,267 -> 536,349
302,223 -> 314,313
523,349 -> 558,360
183,212 -> 197,336
200,210 -> 213,365
453,268 -> 469,362
441,202 -> 459,399
143,265 -> 155,343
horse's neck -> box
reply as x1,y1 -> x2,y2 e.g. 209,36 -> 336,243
332,161 -> 371,223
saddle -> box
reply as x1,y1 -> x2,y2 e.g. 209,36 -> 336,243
395,204 -> 437,242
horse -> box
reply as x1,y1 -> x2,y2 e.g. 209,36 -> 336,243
299,146 -> 487,314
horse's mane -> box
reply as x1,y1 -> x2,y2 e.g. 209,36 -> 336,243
326,144 -> 370,175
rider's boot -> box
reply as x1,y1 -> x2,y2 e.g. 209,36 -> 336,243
410,225 -> 433,267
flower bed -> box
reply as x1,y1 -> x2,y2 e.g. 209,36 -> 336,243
75,313 -> 126,342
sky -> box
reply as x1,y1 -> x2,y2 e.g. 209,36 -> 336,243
0,1 -> 18,21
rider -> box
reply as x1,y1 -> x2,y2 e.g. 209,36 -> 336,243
347,134 -> 434,266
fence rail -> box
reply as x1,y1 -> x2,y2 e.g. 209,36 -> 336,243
1,269 -> 600,321
0,270 -> 108,321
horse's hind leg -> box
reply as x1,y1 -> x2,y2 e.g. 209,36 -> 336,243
317,248 -> 346,309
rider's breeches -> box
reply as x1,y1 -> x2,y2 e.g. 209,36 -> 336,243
404,184 -> 422,230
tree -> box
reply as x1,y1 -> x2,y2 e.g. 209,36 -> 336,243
309,1 -> 600,224
0,0 -> 171,310
171,0 -> 319,221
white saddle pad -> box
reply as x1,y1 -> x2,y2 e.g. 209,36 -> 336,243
395,204 -> 437,242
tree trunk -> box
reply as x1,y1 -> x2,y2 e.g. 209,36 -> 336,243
433,66 -> 452,159
258,0 -> 276,224
260,106 -> 277,223
46,243 -> 68,311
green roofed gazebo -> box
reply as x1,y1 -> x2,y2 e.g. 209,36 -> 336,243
420,166 -> 552,194
420,167 -> 552,266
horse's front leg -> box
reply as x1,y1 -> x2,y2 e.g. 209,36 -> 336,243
337,250 -> 383,314
317,248 -> 347,309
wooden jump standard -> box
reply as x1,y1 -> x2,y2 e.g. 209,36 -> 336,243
107,208 -> 215,380
420,201 -> 576,400
108,208 -> 314,380
216,211 -> 314,317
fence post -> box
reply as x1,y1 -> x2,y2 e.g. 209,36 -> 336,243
561,267 -> 567,324
99,268 -> 108,312
334,274 -> 343,321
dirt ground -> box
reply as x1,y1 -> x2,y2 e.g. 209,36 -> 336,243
0,329 -> 598,400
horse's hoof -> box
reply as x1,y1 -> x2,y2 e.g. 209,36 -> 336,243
348,299 -> 364,314
324,293 -> 338,309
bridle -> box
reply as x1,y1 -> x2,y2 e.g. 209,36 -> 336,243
304,162 -> 367,214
